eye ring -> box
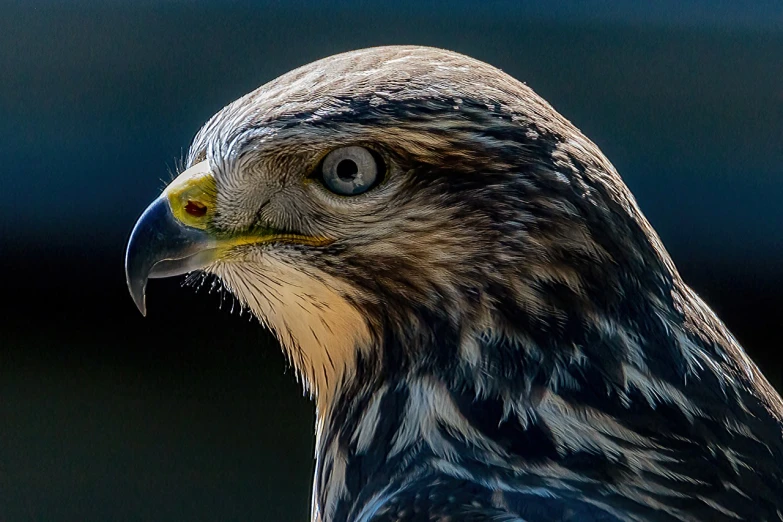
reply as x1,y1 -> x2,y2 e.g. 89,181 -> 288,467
319,146 -> 382,196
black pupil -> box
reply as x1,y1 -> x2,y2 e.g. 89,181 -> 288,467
336,159 -> 358,180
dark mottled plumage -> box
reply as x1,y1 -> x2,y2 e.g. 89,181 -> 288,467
126,46 -> 783,521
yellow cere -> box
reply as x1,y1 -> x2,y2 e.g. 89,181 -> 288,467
164,160 -> 218,230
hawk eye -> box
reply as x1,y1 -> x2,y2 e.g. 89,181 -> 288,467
320,146 -> 380,196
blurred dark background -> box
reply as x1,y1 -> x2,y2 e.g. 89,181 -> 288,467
1,1 -> 782,520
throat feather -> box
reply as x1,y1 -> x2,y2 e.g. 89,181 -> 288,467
210,256 -> 370,411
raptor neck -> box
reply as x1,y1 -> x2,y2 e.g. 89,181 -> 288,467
311,278 -> 783,522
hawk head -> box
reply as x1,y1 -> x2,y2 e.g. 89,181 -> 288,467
126,45 -> 783,520
126,45 -> 678,406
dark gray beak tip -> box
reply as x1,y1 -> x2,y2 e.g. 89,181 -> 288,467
125,230 -> 150,317
128,278 -> 148,317
125,197 -> 170,318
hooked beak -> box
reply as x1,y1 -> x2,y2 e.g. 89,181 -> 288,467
124,195 -> 219,316
125,160 -> 219,316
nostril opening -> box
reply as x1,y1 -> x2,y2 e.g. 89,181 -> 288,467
185,200 -> 208,217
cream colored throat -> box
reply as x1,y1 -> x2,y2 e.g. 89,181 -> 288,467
210,255 -> 371,410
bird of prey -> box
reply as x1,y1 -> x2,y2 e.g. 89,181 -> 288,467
125,46 -> 783,521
